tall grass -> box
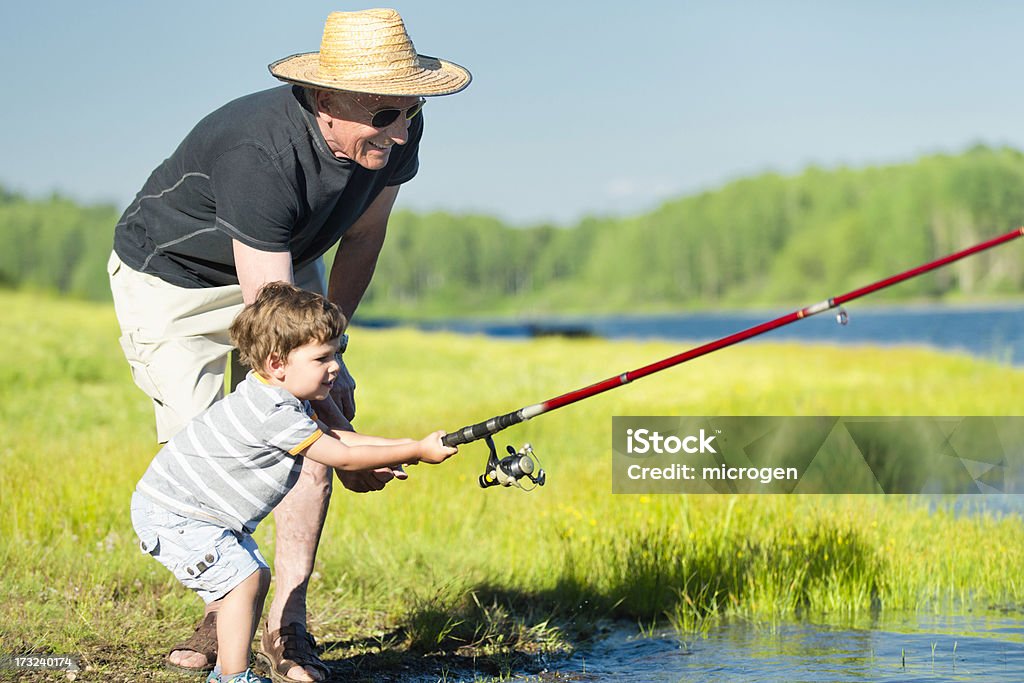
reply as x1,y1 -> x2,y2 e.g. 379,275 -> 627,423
1,289 -> 1023,671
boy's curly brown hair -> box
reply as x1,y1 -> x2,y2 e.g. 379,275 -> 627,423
229,281 -> 347,372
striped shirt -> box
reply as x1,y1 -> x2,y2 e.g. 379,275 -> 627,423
136,372 -> 323,533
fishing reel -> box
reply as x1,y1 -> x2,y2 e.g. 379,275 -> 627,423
479,435 -> 546,491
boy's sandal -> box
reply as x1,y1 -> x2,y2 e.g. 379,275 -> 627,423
257,623 -> 330,683
164,611 -> 218,673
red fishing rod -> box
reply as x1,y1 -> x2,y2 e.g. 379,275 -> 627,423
444,227 -> 1024,488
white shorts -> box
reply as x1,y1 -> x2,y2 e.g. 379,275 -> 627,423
108,251 -> 326,442
130,491 -> 268,604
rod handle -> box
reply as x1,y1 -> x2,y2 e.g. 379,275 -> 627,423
443,410 -> 524,447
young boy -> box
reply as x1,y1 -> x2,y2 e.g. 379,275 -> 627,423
130,282 -> 458,683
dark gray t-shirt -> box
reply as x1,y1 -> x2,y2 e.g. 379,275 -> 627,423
113,85 -> 421,288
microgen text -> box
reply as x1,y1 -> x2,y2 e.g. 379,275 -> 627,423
626,463 -> 799,484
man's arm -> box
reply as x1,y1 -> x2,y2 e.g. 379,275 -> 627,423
327,184 -> 399,319
322,185 -> 404,490
233,240 -> 294,304
323,184 -> 400,422
231,238 -> 399,491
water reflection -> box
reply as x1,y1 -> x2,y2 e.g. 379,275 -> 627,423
546,614 -> 1024,682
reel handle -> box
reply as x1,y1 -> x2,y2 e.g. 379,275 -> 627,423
477,438 -> 546,490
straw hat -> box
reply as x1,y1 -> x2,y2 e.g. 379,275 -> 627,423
269,8 -> 471,97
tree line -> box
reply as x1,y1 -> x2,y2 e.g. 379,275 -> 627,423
4,145 -> 1024,317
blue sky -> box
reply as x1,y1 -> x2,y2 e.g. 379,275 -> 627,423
2,1 -> 1023,225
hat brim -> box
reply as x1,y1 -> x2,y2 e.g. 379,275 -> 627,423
269,52 -> 472,97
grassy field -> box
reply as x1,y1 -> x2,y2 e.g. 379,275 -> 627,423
1,289 -> 1023,681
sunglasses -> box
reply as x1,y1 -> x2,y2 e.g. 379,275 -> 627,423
343,94 -> 426,128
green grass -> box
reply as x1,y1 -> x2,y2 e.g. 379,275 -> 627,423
1,289 -> 1023,680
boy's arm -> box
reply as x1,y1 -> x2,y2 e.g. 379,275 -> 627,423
300,427 -> 456,472
329,429 -> 416,448
329,429 -> 415,480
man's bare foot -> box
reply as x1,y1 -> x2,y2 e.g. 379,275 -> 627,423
163,611 -> 218,673
257,623 -> 328,682
167,649 -> 211,670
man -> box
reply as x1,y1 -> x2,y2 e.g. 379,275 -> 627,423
108,9 -> 471,682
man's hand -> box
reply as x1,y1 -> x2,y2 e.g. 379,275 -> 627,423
311,388 -> 407,493
330,356 -> 357,422
336,466 -> 407,493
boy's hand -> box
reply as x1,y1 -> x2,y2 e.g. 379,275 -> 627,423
419,431 -> 458,464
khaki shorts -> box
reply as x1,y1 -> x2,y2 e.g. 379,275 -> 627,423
108,251 -> 326,442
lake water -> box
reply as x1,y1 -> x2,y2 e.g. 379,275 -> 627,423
540,614 -> 1024,683
361,304 -> 1024,366
400,614 -> 1024,682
